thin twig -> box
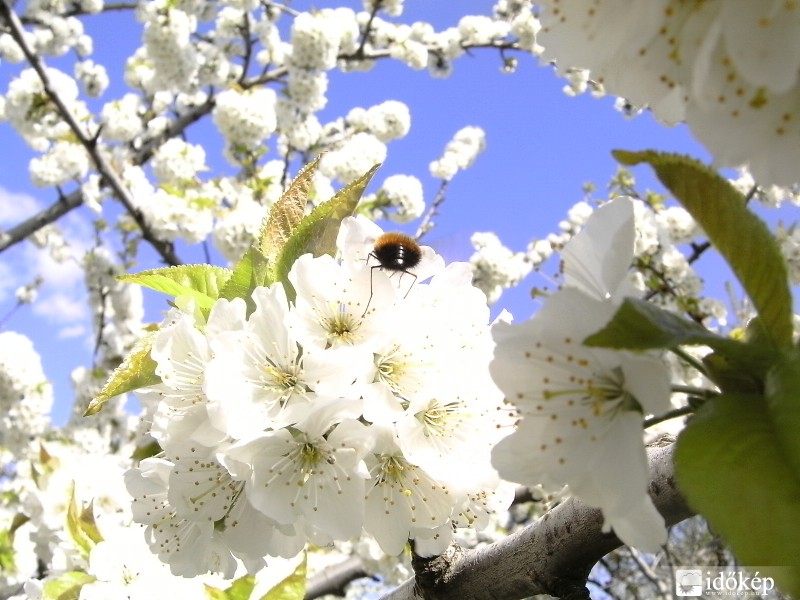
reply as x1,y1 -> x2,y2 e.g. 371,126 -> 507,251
414,179 -> 449,241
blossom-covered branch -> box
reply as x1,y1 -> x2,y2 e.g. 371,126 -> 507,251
0,0 -> 182,266
380,445 -> 690,600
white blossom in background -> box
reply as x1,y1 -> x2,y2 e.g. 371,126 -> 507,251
536,1 -> 800,186
457,15 -> 511,45
508,7 -> 543,55
365,100 -> 411,142
491,198 -> 672,552
422,25 -> 466,78
429,126 -> 486,180
561,67 -> 593,97
100,94 -> 143,142
126,216 -> 511,575
79,0 -> 103,14
213,195 -> 269,263
284,68 -> 329,113
0,32 -> 26,63
3,67 -> 88,151
78,526 -> 213,599
387,29 -> 429,70
361,174 -> 425,223
289,9 -> 356,71
254,19 -> 286,66
74,60 -> 109,97
150,138 -> 207,183
196,40 -> 239,88
469,231 -> 531,305
147,190 -> 215,243
654,205 -> 701,245
280,112 -> 324,153
365,0 -> 404,17
141,7 -> 199,93
29,141 -> 90,188
729,167 -> 800,208
0,331 -> 52,452
776,223 -> 800,286
0,496 -> 39,597
320,132 -> 387,184
213,87 -> 278,151
15,279 -> 40,305
0,438 -> 134,598
66,248 -> 144,433
28,223 -> 71,262
29,14 -> 86,57
84,248 -> 146,350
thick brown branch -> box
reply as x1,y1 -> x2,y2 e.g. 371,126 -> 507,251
379,444 -> 691,600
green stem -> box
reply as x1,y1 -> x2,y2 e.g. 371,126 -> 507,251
670,346 -> 708,377
643,405 -> 694,429
670,384 -> 715,399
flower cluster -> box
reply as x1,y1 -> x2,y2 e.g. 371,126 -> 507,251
360,174 -> 425,224
3,67 -> 90,151
0,331 -> 53,452
490,198 -> 673,552
469,231 -> 533,305
212,87 -> 279,152
127,216 -> 511,576
537,0 -> 800,186
429,126 -> 487,181
151,138 -> 207,184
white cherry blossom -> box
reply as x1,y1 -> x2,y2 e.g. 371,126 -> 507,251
491,198 -> 672,551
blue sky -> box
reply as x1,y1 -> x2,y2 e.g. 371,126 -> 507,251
0,2 -> 743,424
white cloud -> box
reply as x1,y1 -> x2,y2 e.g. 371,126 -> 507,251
0,186 -> 42,224
58,323 -> 88,340
32,290 -> 89,324
29,243 -> 85,289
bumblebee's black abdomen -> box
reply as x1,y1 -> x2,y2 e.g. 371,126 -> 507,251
371,232 -> 422,271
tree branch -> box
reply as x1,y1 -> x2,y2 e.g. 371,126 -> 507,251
378,444 -> 691,600
0,189 -> 82,252
305,556 -> 371,599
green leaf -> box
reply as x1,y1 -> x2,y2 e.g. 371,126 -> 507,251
204,575 -> 256,600
218,246 -> 271,314
613,150 -> 793,348
65,485 -> 103,556
256,157 -> 320,266
261,556 -> 307,600
766,350 -> 800,475
131,439 -> 162,462
85,330 -> 160,415
584,296 -> 724,349
583,297 -> 775,386
119,264 -> 233,311
675,394 -> 800,595
0,528 -> 16,571
217,161 -> 321,308
42,571 -> 95,600
273,164 -> 380,299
